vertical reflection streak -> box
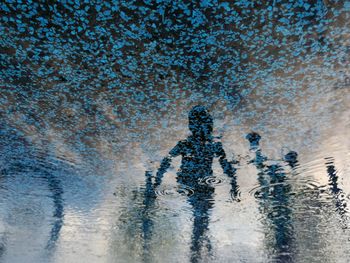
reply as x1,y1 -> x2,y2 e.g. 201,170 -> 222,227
142,171 -> 156,263
185,181 -> 214,263
44,170 -> 64,251
0,169 -> 5,259
247,132 -> 295,262
325,157 -> 349,230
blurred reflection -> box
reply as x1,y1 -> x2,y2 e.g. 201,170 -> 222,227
0,161 -> 64,260
151,106 -> 239,262
0,244 -> 3,259
0,233 -> 3,256
142,171 -> 157,263
44,169 -> 64,251
0,126 -> 65,253
0,169 -> 4,260
247,132 -> 296,262
325,157 -> 349,230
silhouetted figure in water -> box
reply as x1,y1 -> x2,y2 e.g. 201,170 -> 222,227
246,132 -> 296,263
152,105 -> 239,263
325,157 -> 349,230
141,171 -> 157,263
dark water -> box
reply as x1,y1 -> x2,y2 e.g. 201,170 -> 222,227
1,1 -> 350,262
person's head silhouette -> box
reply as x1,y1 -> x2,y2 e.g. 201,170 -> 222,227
284,151 -> 298,168
188,105 -> 213,140
246,132 -> 261,149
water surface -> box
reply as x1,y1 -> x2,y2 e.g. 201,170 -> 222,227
1,1 -> 350,262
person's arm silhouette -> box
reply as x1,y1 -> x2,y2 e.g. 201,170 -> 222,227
215,142 -> 240,200
153,141 -> 184,188
216,142 -> 237,177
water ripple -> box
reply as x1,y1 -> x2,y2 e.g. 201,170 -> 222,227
249,178 -> 322,200
155,185 -> 195,198
198,175 -> 229,187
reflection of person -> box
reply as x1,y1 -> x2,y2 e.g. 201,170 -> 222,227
153,105 -> 239,262
246,132 -> 296,263
142,171 -> 156,263
154,105 -> 238,195
325,157 -> 349,229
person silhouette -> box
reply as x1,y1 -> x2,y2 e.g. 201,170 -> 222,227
153,105 -> 239,262
246,132 -> 296,263
154,105 -> 238,192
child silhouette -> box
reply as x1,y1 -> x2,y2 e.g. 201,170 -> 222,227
153,105 -> 238,196
152,105 -> 239,262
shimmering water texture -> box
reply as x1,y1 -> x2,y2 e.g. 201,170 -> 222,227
1,0 -> 350,263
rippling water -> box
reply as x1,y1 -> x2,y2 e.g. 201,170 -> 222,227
1,1 -> 350,262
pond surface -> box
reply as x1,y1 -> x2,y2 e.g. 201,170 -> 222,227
1,1 -> 350,262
